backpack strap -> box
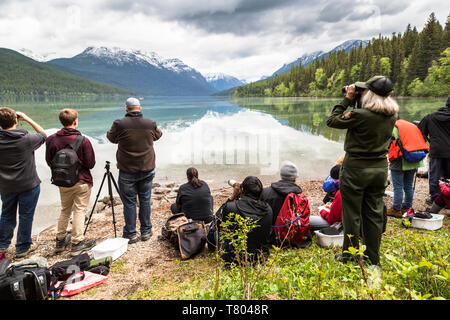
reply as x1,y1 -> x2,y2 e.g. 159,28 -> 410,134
71,135 -> 84,152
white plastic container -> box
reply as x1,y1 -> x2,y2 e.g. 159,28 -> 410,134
314,230 -> 344,248
91,237 -> 129,261
411,214 -> 444,231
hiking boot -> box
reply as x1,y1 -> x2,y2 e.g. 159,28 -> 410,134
15,242 -> 38,259
126,235 -> 140,244
54,234 -> 72,254
141,231 -> 153,242
386,207 -> 403,218
70,239 -> 96,257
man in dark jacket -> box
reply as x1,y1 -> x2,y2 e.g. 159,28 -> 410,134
107,97 -> 163,243
45,108 -> 96,256
327,76 -> 398,265
418,95 -> 450,203
260,161 -> 302,225
208,176 -> 273,264
0,107 -> 46,258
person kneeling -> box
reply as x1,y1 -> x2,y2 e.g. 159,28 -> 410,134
170,167 -> 214,223
207,176 -> 273,265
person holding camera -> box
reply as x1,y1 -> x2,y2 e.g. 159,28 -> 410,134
45,108 -> 96,256
327,76 -> 399,265
0,107 -> 47,258
418,95 -> 450,205
107,97 -> 163,243
207,176 -> 273,264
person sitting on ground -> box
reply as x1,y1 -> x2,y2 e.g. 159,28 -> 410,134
45,108 -> 96,256
0,108 -> 47,259
426,179 -> 450,215
310,165 -> 343,232
322,164 -> 341,204
170,167 -> 214,223
259,161 -> 303,225
208,176 -> 273,264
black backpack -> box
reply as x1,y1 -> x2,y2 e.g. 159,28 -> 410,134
0,260 -> 52,300
50,135 -> 84,187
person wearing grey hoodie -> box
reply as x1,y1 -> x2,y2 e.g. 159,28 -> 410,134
0,107 -> 46,258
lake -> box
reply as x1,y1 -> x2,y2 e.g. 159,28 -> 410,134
0,95 -> 444,234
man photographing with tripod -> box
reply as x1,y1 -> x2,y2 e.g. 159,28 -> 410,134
107,97 -> 163,244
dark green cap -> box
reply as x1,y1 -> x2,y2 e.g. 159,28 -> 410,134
355,75 -> 394,97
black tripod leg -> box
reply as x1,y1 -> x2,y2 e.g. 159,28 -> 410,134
107,172 -> 117,238
84,172 -> 108,235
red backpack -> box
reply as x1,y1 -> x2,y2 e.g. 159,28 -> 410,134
273,193 -> 311,246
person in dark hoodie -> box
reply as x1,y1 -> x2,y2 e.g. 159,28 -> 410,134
45,108 -> 96,256
208,176 -> 272,264
0,107 -> 47,259
259,161 -> 302,224
418,95 -> 450,204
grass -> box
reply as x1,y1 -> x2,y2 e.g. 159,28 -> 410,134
126,215 -> 449,300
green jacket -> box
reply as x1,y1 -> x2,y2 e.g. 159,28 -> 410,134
327,98 -> 397,168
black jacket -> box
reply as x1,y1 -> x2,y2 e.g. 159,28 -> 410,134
217,196 -> 273,261
260,180 -> 303,224
418,107 -> 450,158
176,180 -> 213,223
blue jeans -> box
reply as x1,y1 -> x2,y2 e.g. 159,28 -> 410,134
118,170 -> 155,239
0,185 -> 40,252
390,169 -> 416,210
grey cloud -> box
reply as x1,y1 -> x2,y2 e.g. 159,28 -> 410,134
318,0 -> 353,23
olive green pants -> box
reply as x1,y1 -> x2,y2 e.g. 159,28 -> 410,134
339,166 -> 388,265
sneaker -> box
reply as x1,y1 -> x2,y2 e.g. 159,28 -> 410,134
54,234 -> 72,254
15,242 -> 38,259
127,236 -> 140,244
70,239 -> 96,257
141,231 -> 153,242
386,207 -> 403,218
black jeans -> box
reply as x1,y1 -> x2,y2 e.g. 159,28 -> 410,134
428,157 -> 450,200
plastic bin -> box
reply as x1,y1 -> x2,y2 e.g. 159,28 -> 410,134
91,237 -> 129,261
411,214 -> 444,231
314,230 -> 344,248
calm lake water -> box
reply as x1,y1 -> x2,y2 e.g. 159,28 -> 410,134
0,95 -> 444,234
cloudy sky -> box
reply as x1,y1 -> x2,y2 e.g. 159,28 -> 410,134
0,0 -> 448,82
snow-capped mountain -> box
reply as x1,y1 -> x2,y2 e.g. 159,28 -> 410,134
205,72 -> 247,91
17,48 -> 59,62
46,46 -> 215,96
272,40 -> 369,77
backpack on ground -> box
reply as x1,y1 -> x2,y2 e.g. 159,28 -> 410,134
162,213 -> 207,260
273,192 -> 311,247
177,221 -> 207,260
50,135 -> 84,187
0,261 -> 51,300
49,253 -> 91,281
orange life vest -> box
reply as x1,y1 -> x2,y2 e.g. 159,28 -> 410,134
388,119 -> 429,162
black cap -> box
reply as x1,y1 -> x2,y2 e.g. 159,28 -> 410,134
330,165 -> 341,180
355,76 -> 394,97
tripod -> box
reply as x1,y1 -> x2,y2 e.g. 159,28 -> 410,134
84,161 -> 120,237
